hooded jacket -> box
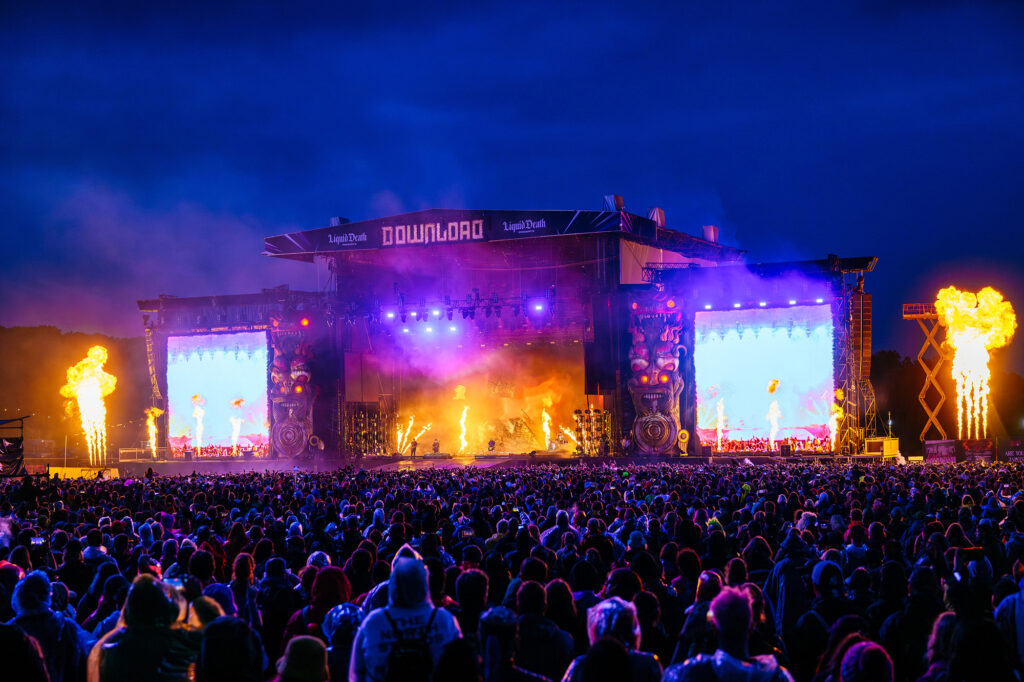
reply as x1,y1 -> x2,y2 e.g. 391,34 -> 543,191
349,544 -> 462,682
662,650 -> 795,682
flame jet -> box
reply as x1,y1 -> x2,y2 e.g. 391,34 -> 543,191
60,346 -> 117,465
144,407 -> 164,458
935,286 -> 1016,440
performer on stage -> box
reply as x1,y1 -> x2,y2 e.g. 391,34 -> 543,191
432,438 -> 440,454
488,438 -> 496,453
410,439 -> 417,458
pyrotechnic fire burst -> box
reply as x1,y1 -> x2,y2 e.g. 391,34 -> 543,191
560,427 -> 578,445
935,286 -> 1017,440
396,415 -> 415,453
827,389 -> 844,452
60,346 -> 117,465
541,408 -> 552,449
459,406 -> 469,453
144,407 -> 164,458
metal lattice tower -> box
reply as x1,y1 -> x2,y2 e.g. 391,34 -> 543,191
902,303 -> 949,441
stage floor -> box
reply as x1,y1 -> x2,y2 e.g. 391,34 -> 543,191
111,451 -> 898,477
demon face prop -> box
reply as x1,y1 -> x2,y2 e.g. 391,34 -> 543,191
270,338 -> 317,457
627,314 -> 685,455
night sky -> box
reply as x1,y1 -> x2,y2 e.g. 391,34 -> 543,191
3,3 -> 1023,369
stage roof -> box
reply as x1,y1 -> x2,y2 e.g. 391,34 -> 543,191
263,208 -> 743,262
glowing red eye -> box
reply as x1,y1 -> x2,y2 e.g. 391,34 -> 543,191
295,386 -> 303,393
666,300 -> 676,308
659,374 -> 669,384
640,375 -> 649,384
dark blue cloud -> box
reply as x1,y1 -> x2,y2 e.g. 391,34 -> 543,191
2,2 -> 1023,367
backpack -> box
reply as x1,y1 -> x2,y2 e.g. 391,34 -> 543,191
383,607 -> 438,682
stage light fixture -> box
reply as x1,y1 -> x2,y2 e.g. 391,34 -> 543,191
534,303 -> 544,312
815,298 -> 824,304
411,311 -> 418,318
432,309 -> 441,317
758,302 -> 766,307
385,312 -> 395,320
449,325 -> 457,332
788,300 -> 797,305
733,303 -> 741,308
401,327 -> 410,334
300,317 -> 310,327
704,304 -> 712,310
425,326 -> 433,333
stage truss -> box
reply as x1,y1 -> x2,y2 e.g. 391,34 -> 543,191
902,303 -> 949,441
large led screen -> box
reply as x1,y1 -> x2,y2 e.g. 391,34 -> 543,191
167,332 -> 269,453
694,305 -> 834,449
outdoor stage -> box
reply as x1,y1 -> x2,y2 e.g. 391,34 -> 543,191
128,202 -> 881,470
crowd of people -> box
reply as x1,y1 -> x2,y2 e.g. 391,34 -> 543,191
2,460 -> 1024,681
712,435 -> 834,454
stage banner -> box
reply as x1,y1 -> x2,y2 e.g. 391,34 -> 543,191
962,439 -> 994,463
265,209 -> 657,256
923,439 -> 959,463
1000,438 -> 1024,462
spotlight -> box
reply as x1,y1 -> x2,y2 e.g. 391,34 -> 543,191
788,300 -> 797,305
425,326 -> 433,333
449,325 -> 457,332
533,303 -> 544,312
300,317 -> 310,327
758,302 -> 766,307
411,311 -> 418,318
815,298 -> 824,304
432,309 -> 441,317
733,303 -> 741,308
704,304 -> 712,310
385,312 -> 395,320
401,327 -> 410,334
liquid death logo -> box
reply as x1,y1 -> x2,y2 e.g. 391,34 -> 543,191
327,232 -> 368,246
382,219 -> 485,247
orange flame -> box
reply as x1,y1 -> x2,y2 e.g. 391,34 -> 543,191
936,286 -> 1017,439
767,378 -> 780,394
458,406 -> 469,453
144,406 -> 164,458
60,346 -> 117,465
